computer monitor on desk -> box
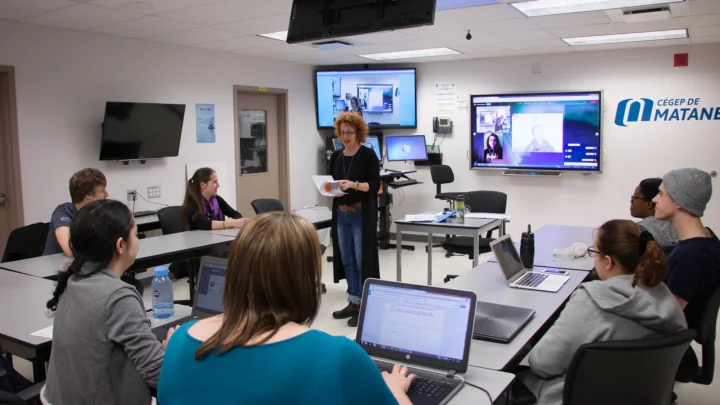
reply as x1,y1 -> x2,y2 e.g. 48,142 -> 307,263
385,135 -> 428,162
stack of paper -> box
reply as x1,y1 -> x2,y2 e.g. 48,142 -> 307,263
404,214 -> 435,222
312,175 -> 346,197
465,213 -> 511,220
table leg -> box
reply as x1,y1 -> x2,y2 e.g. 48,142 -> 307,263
427,232 -> 433,285
473,232 -> 480,268
32,358 -> 46,382
500,219 -> 506,236
396,227 -> 402,282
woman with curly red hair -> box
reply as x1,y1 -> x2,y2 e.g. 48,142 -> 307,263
329,112 -> 381,327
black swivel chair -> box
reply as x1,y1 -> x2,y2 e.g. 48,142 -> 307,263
428,165 -> 465,252
675,283 -> 720,388
441,190 -> 507,259
0,359 -> 43,405
157,206 -> 193,305
1,223 -> 49,263
250,199 -> 285,214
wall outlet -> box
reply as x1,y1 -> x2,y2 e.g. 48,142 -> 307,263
126,189 -> 136,202
147,186 -> 161,199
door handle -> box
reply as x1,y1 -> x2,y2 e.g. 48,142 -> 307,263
0,193 -> 5,205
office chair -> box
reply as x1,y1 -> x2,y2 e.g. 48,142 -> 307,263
428,165 -> 465,252
1,223 -> 49,263
560,329 -> 696,405
157,206 -> 193,305
675,283 -> 720,388
250,198 -> 284,214
441,190 -> 507,259
0,359 -> 43,405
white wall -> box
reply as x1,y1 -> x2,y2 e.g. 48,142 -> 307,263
380,44 -> 720,237
0,20 -> 323,224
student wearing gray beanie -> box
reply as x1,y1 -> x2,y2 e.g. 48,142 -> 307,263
653,168 -> 719,333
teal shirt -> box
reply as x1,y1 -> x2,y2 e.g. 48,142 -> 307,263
159,322 -> 399,405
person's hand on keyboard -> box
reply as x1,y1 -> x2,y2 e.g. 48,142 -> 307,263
382,364 -> 416,404
162,326 -> 178,350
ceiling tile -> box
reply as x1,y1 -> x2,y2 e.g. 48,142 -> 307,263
270,49 -> 336,62
0,0 -> 75,20
87,0 -> 223,15
90,16 -> 199,38
690,25 -> 720,37
336,30 -> 422,45
233,43 -> 316,56
669,1 -> 690,17
404,18 -> 539,41
195,35 -> 281,51
432,3 -> 527,27
532,11 -> 612,29
311,54 -> 374,66
22,3 -> 142,30
689,0 -> 720,16
214,13 -> 290,34
472,47 -> 575,59
689,13 -> 720,27
572,37 -> 691,52
147,26 -> 241,45
454,38 -> 568,53
690,34 -> 720,44
547,17 -> 690,38
159,0 -> 292,25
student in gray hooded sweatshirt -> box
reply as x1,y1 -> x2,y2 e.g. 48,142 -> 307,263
520,219 -> 687,405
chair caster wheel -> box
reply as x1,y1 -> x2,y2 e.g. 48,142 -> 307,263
445,253 -> 452,258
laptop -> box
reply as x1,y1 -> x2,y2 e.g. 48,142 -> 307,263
472,302 -> 535,343
490,234 -> 570,292
151,256 -> 227,341
356,279 -> 477,405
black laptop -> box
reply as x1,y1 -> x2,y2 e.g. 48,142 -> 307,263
151,256 -> 227,341
356,279 -> 477,405
472,302 -> 535,343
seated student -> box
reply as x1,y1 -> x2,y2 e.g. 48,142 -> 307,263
42,200 -> 172,405
159,213 -> 415,405
652,168 -> 720,328
520,220 -> 687,405
631,177 -> 678,248
182,167 -> 248,230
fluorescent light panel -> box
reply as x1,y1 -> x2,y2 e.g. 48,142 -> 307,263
258,31 -> 288,41
512,0 -> 685,17
436,0 -> 499,11
563,29 -> 688,46
360,47 -> 461,61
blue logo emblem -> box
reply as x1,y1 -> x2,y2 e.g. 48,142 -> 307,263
614,98 -> 654,127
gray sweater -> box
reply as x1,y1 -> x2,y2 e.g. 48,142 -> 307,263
521,274 -> 687,405
638,216 -> 678,248
42,267 -> 164,405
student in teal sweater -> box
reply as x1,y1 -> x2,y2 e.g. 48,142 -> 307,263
159,213 -> 416,405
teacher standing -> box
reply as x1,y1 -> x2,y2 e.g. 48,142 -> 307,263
329,112 -> 380,327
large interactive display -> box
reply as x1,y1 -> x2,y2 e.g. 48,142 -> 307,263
469,91 -> 602,172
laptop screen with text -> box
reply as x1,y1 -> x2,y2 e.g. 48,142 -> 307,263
194,261 -> 227,315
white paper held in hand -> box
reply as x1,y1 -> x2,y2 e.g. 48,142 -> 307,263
312,175 -> 346,197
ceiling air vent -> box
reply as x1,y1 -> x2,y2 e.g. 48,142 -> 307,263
622,6 -> 671,23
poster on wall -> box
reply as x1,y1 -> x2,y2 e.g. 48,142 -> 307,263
196,104 -> 215,143
434,83 -> 457,116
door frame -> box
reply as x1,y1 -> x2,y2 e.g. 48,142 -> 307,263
0,65 -> 24,230
232,85 -> 290,211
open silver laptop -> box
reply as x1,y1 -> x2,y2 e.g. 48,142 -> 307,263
356,279 -> 477,405
490,234 -> 569,293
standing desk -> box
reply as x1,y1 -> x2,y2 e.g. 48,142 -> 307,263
489,224 -> 596,272
394,217 -> 505,285
445,262 -> 587,371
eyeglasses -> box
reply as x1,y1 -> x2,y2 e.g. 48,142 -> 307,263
340,131 -> 356,136
630,195 -> 645,203
587,247 -> 600,257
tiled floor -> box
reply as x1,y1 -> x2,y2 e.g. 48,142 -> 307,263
12,242 -> 719,404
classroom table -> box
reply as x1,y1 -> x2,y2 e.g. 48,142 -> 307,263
446,262 -> 587,371
0,232 -> 234,279
195,208 -> 333,239
489,224 -> 596,272
394,217 -> 505,285
135,214 -> 161,232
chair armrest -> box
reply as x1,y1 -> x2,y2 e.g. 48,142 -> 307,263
18,381 -> 44,401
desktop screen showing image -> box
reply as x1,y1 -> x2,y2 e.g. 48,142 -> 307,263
469,92 -> 602,171
315,69 -> 417,129
333,136 -> 382,161
359,284 -> 472,365
385,135 -> 428,162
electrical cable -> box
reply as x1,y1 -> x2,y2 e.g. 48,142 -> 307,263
134,191 -> 170,211
464,381 -> 493,403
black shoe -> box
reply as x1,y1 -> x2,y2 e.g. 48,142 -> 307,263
347,314 -> 359,327
322,283 -> 327,294
333,303 -> 359,319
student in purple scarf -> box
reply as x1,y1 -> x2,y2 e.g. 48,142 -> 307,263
182,168 -> 248,231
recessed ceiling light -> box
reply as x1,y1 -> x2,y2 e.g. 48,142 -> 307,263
121,1 -> 155,11
258,31 -> 288,41
360,47 -> 462,61
436,0 -> 499,11
563,29 -> 688,46
512,0 -> 684,17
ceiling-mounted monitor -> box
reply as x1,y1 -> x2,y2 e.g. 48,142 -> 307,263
287,0 -> 437,44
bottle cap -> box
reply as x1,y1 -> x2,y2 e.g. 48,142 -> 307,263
154,266 -> 169,277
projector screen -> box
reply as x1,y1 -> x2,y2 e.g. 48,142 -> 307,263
469,91 -> 602,172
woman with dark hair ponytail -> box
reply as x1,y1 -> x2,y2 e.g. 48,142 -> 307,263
181,167 -> 248,231
518,219 -> 687,405
42,199 -> 172,405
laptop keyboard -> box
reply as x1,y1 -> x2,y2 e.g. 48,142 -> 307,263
515,272 -> 548,287
158,317 -> 192,330
378,366 -> 454,398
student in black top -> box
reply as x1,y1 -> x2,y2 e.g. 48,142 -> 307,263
182,168 -> 248,231
329,112 -> 380,327
653,168 -> 720,329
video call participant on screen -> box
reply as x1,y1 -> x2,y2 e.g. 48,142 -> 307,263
524,125 -> 555,153
520,220 -> 686,405
182,167 -> 248,231
653,168 -> 719,329
42,200 -> 172,405
158,213 -> 415,405
630,178 -> 678,249
329,112 -> 381,327
483,133 -> 503,162
349,96 -> 364,118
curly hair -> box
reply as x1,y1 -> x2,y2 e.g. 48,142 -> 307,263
334,111 -> 368,144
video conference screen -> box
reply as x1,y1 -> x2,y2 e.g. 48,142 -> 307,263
315,69 -> 417,129
470,92 -> 602,172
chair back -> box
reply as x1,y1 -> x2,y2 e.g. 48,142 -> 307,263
430,165 -> 455,196
693,283 -> 720,384
251,198 -> 285,214
2,222 -> 49,263
157,206 -> 184,235
464,190 -> 507,215
563,329 -> 696,405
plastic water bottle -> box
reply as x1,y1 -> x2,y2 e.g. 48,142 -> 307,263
520,225 -> 535,269
456,195 -> 465,224
151,266 -> 174,319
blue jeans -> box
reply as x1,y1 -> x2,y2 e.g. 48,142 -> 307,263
336,207 -> 363,304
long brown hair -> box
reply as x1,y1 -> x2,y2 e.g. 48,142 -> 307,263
195,213 -> 322,360
596,220 -> 667,287
181,167 -> 215,230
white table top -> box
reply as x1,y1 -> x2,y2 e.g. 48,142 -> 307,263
489,224 -> 596,272
196,209 -> 333,239
0,271 -> 56,347
396,217 -> 498,230
135,214 -> 159,225
446,262 -> 587,371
